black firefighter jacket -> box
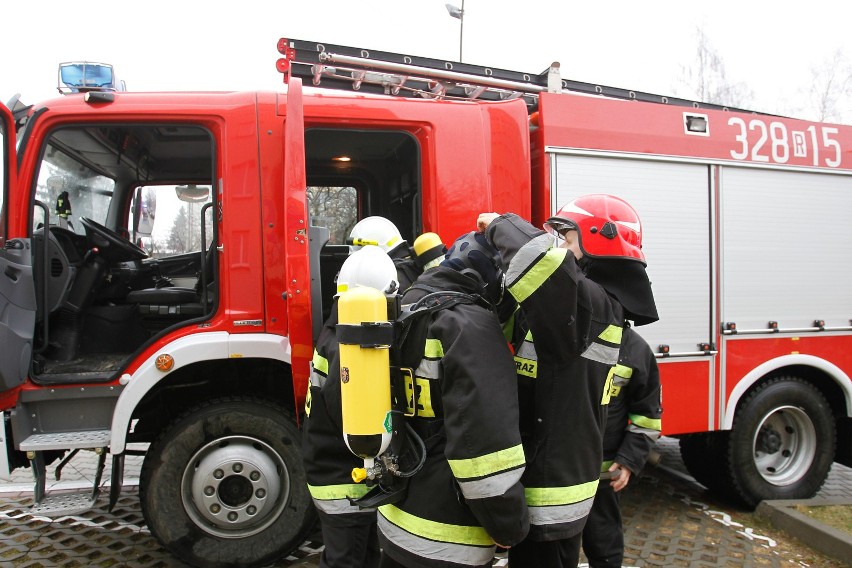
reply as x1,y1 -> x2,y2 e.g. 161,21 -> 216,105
485,213 -> 625,541
602,325 -> 662,474
377,267 -> 529,568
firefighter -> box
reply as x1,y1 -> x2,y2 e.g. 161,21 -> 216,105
477,194 -> 657,568
377,231 -> 529,568
50,175 -> 73,230
301,245 -> 399,568
581,324 -> 662,568
348,216 -> 420,290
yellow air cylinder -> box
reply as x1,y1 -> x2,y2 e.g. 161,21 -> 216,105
338,286 -> 393,460
413,232 -> 446,271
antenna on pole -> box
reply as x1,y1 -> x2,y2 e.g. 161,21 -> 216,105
445,1 -> 465,62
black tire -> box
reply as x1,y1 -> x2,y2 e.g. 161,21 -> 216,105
727,377 -> 835,508
678,431 -> 738,500
140,396 -> 316,568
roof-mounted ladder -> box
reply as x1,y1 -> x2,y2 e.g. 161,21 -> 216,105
276,38 -> 754,113
277,38 -> 553,107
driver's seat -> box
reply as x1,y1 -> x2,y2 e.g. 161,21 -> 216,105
125,244 -> 216,318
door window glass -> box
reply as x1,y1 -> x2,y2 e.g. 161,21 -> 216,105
127,184 -> 213,258
307,185 -> 357,244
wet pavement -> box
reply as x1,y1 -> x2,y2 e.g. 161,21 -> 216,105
1,437 -> 850,567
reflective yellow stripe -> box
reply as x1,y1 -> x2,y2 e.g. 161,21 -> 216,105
424,338 -> 444,358
447,444 -> 525,480
305,377 -> 312,415
601,366 -> 614,405
379,504 -> 493,546
307,483 -> 370,500
312,351 -> 329,375
502,312 -> 516,342
514,356 -> 537,378
613,363 -> 633,378
509,248 -> 568,303
630,414 -> 662,431
405,377 -> 435,417
599,325 -> 623,345
524,480 -> 599,506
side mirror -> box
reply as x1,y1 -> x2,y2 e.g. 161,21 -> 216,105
175,184 -> 210,203
136,188 -> 157,236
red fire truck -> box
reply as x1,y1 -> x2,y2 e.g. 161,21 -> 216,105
0,38 -> 850,566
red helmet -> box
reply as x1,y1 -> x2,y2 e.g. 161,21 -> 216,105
546,194 -> 645,263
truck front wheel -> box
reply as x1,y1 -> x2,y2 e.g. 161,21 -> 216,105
727,377 -> 835,508
140,397 -> 316,567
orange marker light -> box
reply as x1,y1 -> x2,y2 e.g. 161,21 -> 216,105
155,354 -> 175,372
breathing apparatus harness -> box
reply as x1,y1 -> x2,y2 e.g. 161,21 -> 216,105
339,284 -> 484,509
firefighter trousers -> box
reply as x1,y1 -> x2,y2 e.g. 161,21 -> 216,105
317,510 -> 381,568
507,533 -> 582,568
378,551 -> 492,568
581,483 -> 623,568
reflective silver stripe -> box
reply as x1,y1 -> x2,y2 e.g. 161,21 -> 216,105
505,233 -> 552,287
515,333 -> 538,378
612,375 -> 630,388
309,362 -> 327,389
415,358 -> 441,379
312,497 -> 375,515
516,337 -> 537,359
581,342 -> 619,365
527,496 -> 594,526
377,512 -> 495,565
456,466 -> 525,500
627,424 -> 662,440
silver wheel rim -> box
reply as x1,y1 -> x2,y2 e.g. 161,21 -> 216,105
181,435 -> 290,538
752,405 -> 817,486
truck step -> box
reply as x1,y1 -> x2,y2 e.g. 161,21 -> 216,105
30,491 -> 98,516
19,430 -> 111,451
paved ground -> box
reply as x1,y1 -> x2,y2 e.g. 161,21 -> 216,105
0,438 -> 849,567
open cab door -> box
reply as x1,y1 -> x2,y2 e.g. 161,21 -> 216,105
0,103 -> 34,404
282,77 -> 312,409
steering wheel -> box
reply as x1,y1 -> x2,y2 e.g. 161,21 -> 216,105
80,217 -> 148,262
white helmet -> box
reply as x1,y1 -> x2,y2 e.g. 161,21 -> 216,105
336,245 -> 399,294
348,216 -> 405,254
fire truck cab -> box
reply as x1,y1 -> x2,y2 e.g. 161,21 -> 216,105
0,60 -> 529,566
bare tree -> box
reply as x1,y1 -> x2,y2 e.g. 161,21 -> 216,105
307,186 -> 358,244
802,49 -> 851,123
676,26 -> 753,108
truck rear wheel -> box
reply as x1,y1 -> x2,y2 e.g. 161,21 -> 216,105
678,431 -> 737,500
727,377 -> 835,508
140,397 -> 316,567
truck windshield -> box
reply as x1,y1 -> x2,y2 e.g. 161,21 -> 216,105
33,144 -> 114,234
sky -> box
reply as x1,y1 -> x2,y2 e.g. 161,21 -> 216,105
1,0 -> 851,122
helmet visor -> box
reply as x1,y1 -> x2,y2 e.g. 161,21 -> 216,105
544,219 -> 577,247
